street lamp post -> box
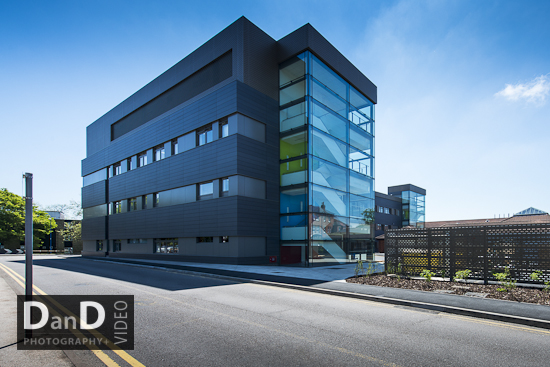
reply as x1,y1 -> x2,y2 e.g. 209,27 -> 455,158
49,217 -> 53,252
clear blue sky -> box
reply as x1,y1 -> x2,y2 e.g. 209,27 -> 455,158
1,0 -> 549,221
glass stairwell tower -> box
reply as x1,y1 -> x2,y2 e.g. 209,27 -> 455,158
279,51 -> 376,266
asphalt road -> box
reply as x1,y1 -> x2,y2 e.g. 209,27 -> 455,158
1,255 -> 549,367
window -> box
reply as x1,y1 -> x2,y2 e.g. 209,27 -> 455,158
113,162 -> 122,176
377,206 -> 384,213
172,139 -> 179,155
142,195 -> 148,209
198,126 -> 213,146
128,197 -> 137,211
221,178 -> 229,197
113,240 -> 121,252
384,225 -> 389,231
96,240 -> 103,251
153,193 -> 160,207
197,237 -> 213,243
138,152 -> 147,167
220,120 -> 229,138
220,236 -> 229,243
384,207 -> 390,214
154,145 -> 165,162
128,239 -> 147,244
198,182 -> 213,200
376,224 -> 382,230
396,209 -> 400,216
113,201 -> 122,214
154,238 -> 179,253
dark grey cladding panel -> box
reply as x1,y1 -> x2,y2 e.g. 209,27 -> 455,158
388,184 -> 426,196
82,81 -> 240,176
82,181 -> 107,209
242,19 -> 279,101
237,197 -> 279,237
82,217 -> 106,241
277,24 -> 377,104
83,78 -> 278,177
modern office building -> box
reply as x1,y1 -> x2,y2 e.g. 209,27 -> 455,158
81,17 -> 377,266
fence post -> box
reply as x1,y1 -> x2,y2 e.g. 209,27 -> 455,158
427,228 -> 431,272
483,228 -> 488,285
449,229 -> 455,281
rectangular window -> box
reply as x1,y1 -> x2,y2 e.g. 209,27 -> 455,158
197,237 -> 213,243
198,182 -> 213,200
138,152 -> 147,167
142,195 -> 148,209
114,201 -> 122,214
198,126 -> 213,146
154,238 -> 179,253
396,209 -> 400,216
153,193 -> 160,207
113,162 -> 122,176
221,178 -> 229,197
128,197 -> 137,211
384,225 -> 389,231
384,207 -> 390,214
220,236 -> 229,243
128,239 -> 147,244
113,240 -> 121,252
96,240 -> 103,251
377,206 -> 384,213
172,139 -> 179,155
220,120 -> 229,138
154,145 -> 165,162
376,224 -> 381,230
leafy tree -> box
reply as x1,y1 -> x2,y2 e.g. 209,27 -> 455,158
59,221 -> 81,242
0,188 -> 57,247
362,208 -> 375,225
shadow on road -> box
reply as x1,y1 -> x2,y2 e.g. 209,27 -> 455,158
6,257 -> 325,291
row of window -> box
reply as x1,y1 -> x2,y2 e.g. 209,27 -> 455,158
376,206 -> 400,216
109,178 -> 230,215
376,224 -> 398,231
110,118 -> 229,178
95,237 -> 231,252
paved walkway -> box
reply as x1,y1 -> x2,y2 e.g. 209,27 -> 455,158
90,256 -> 550,329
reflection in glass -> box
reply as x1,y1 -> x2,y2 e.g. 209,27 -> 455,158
349,123 -> 373,155
311,55 -> 347,100
280,80 -> 306,106
311,100 -> 348,143
349,171 -> 373,197
349,146 -> 372,177
310,184 -> 349,217
311,128 -> 348,167
280,101 -> 307,132
280,54 -> 306,87
310,157 -> 348,192
312,79 -> 347,117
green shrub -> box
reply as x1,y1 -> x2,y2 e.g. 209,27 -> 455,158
530,270 -> 543,282
454,269 -> 472,283
420,269 -> 435,282
493,267 -> 516,292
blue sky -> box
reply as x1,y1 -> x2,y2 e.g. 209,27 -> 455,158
1,0 -> 549,220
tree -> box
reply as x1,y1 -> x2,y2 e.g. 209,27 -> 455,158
0,188 -> 57,247
362,208 -> 375,225
59,221 -> 81,242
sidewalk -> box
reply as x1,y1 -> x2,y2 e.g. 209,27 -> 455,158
89,256 -> 550,329
0,276 -> 75,367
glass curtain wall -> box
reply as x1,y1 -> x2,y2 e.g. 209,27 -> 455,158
400,191 -> 426,228
279,52 -> 375,266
